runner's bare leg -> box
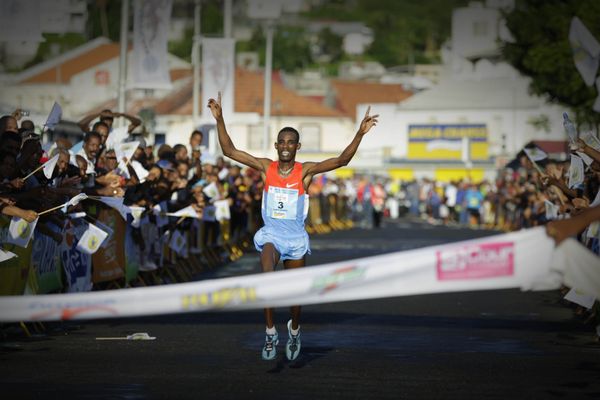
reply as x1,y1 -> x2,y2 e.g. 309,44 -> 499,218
261,243 -> 280,328
284,257 -> 305,330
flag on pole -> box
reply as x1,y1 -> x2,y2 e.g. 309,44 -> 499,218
202,182 -> 219,199
131,160 -> 149,182
105,126 -> 130,150
544,200 -> 558,220
76,222 -> 109,255
0,248 -> 17,263
568,154 -> 584,188
42,154 -> 59,179
68,193 -> 88,207
168,205 -> 200,218
581,130 -> 600,151
115,141 -> 139,163
95,196 -> 128,220
214,199 -> 231,221
44,102 -> 63,130
7,217 -> 39,248
128,206 -> 145,228
569,17 -> 600,87
523,146 -> 548,162
168,229 -> 187,257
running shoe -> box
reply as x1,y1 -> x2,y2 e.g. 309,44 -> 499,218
285,319 -> 301,361
261,331 -> 279,360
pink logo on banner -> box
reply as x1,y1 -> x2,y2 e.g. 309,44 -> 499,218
436,242 -> 514,280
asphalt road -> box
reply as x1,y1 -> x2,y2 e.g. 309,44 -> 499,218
1,218 -> 599,399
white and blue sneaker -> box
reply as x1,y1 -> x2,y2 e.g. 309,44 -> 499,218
261,331 -> 279,360
285,319 -> 301,361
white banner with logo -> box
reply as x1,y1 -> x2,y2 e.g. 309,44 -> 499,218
0,227 -> 597,322
202,38 -> 235,119
132,0 -> 172,89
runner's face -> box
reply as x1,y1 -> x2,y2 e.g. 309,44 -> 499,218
275,131 -> 300,163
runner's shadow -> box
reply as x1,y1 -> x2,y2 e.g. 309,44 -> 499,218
267,346 -> 334,373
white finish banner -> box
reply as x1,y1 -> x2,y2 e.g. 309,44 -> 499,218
202,38 -> 235,119
0,227 -> 597,322
132,0 -> 172,89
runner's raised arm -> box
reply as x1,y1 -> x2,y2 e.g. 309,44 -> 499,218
207,92 -> 271,174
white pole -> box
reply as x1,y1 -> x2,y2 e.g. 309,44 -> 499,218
263,22 -> 274,158
192,0 -> 202,128
117,0 -> 129,117
224,0 -> 232,38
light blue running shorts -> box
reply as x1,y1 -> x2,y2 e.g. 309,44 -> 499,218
254,227 -> 311,261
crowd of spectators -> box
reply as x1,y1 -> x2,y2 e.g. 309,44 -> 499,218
1,107 -> 599,339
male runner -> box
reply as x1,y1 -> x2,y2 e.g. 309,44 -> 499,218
207,93 -> 378,361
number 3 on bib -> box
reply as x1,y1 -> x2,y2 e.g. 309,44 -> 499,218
267,186 -> 298,219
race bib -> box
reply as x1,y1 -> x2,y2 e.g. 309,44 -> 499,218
267,186 -> 298,220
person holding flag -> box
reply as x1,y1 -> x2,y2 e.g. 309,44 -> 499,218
207,92 -> 378,361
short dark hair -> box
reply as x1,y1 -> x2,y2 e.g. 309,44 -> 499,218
84,131 -> 102,143
173,144 -> 187,153
92,121 -> 109,132
277,127 -> 300,142
190,130 -> 203,138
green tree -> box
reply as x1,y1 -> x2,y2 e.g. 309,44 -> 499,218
307,0 -> 469,66
236,26 -> 313,73
168,0 -> 223,62
501,0 -> 600,129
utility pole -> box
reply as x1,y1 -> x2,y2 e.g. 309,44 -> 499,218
192,0 -> 202,128
117,0 -> 129,118
262,21 -> 274,157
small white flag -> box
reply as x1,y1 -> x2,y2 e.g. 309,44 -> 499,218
544,200 -> 558,220
105,126 -> 130,150
568,154 -> 584,188
130,160 -> 149,182
45,102 -> 63,130
115,141 -> 139,164
217,168 -> 229,181
564,287 -> 596,309
581,130 -> 600,151
42,154 -> 60,179
128,206 -> 145,228
7,217 -> 39,248
576,150 -> 594,166
115,160 -> 131,179
569,17 -> 600,87
523,146 -> 548,162
68,193 -> 89,207
168,229 -> 187,256
96,196 -> 128,220
76,222 -> 109,255
0,248 -> 17,263
214,199 -> 231,221
168,205 -> 200,219
202,181 -> 219,199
